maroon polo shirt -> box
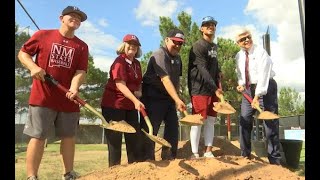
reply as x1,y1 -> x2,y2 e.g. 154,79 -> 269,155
101,54 -> 142,110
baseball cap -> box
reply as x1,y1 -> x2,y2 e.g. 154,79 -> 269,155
123,34 -> 141,46
62,6 -> 87,22
167,29 -> 185,42
201,16 -> 218,26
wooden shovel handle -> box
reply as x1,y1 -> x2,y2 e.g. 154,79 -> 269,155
218,81 -> 222,90
182,110 -> 188,117
242,92 -> 263,113
139,108 -> 153,135
44,74 -> 86,106
44,74 -> 109,126
217,80 -> 225,102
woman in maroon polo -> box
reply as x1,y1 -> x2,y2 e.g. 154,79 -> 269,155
101,34 -> 144,167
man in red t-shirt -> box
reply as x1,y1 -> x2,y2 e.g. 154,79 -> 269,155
17,6 -> 88,180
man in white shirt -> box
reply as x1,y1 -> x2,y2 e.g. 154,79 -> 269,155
235,27 -> 281,165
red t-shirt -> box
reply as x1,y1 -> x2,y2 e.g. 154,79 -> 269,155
21,29 -> 89,112
101,54 -> 142,110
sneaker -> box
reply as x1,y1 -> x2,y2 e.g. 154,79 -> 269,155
203,151 -> 215,158
27,176 -> 38,180
62,170 -> 80,180
191,153 -> 200,159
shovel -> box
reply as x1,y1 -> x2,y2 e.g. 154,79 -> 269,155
213,81 -> 236,114
44,74 -> 136,133
139,108 -> 172,148
212,81 -> 235,141
242,92 -> 280,120
179,108 -> 204,126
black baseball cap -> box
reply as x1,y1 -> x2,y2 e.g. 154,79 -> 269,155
167,29 -> 185,42
62,6 -> 87,22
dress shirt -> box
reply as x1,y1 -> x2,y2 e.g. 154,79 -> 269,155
235,44 -> 275,96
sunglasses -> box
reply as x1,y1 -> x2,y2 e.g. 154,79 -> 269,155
237,35 -> 252,43
171,39 -> 184,46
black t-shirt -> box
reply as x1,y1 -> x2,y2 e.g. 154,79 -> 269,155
188,38 -> 220,96
142,47 -> 182,99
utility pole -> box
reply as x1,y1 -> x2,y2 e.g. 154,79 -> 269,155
298,0 -> 305,55
17,0 -> 40,30
262,26 -> 271,56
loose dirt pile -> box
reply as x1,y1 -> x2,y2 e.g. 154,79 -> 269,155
79,137 -> 304,180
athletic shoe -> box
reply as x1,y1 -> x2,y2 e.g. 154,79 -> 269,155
62,170 -> 80,180
203,151 -> 215,158
27,176 -> 38,180
191,153 -> 200,159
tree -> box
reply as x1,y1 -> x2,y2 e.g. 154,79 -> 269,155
139,12 -> 242,125
15,22 -> 32,114
78,55 -> 108,122
140,51 -> 152,74
216,38 -> 241,124
278,87 -> 305,116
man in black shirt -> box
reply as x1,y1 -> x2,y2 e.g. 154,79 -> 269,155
140,29 -> 186,160
187,16 -> 223,159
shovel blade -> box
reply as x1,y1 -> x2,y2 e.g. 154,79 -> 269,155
179,114 -> 204,126
101,120 -> 136,133
213,102 -> 236,114
142,129 -> 172,148
179,120 -> 203,126
257,111 -> 280,120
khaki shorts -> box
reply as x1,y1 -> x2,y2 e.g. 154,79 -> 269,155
23,105 -> 80,139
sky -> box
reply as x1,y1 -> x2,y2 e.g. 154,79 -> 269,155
15,0 -> 305,98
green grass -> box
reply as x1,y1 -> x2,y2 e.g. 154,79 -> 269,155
296,141 -> 305,176
15,143 -> 127,180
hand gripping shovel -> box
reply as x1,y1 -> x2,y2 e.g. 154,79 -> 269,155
139,108 -> 172,148
44,74 -> 136,133
213,81 -> 236,114
179,108 -> 204,126
242,92 -> 280,120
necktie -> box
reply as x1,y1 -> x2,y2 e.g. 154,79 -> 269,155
245,51 -> 250,89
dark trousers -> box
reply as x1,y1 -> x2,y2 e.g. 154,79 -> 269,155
139,97 -> 179,160
239,79 -> 281,164
101,107 -> 142,167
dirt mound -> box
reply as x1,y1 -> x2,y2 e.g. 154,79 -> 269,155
79,137 -> 304,180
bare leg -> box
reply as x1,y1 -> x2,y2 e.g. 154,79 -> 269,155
26,138 -> 46,177
60,137 -> 75,174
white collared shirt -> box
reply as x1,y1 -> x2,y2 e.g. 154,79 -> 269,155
235,44 -> 276,96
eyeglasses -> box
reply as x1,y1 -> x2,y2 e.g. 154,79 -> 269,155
237,35 -> 252,43
171,39 -> 184,46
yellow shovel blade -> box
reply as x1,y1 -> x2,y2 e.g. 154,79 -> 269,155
213,102 -> 236,114
141,129 -> 171,148
179,114 -> 204,126
258,111 -> 280,120
101,120 -> 136,133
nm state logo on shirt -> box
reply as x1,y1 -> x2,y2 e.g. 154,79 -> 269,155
49,43 -> 75,68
